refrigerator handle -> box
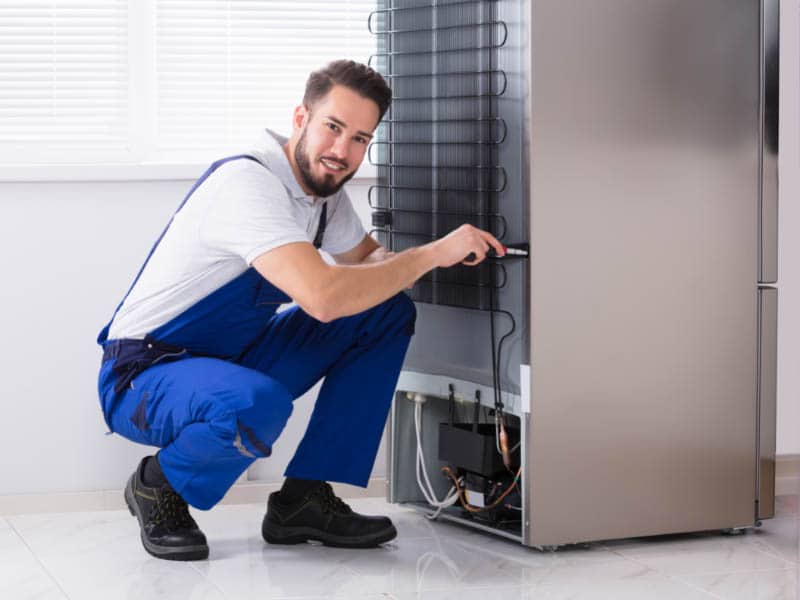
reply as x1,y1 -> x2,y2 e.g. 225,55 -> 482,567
757,287 -> 778,520
760,0 -> 779,284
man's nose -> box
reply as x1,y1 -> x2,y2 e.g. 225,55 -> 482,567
330,136 -> 350,160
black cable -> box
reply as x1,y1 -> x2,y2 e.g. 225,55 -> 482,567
488,274 -> 500,411
488,304 -> 515,417
494,309 -> 516,388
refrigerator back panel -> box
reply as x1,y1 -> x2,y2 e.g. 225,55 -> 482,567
370,0 -> 528,396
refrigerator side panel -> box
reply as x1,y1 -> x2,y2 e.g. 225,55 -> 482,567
527,0 -> 761,546
760,0 -> 779,283
757,287 -> 778,520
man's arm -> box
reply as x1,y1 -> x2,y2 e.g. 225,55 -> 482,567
252,224 -> 504,322
331,234 -> 389,265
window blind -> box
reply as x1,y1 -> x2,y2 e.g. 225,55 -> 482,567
155,0 -> 376,161
0,0 -> 130,163
0,0 -> 376,165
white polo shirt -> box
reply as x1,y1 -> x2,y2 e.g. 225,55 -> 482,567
107,129 -> 366,340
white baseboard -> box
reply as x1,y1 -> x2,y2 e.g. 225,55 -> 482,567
2,456 -> 796,517
0,478 -> 387,516
776,455 -> 800,496
214,477 -> 388,508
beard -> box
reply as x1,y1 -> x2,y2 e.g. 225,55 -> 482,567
294,128 -> 356,198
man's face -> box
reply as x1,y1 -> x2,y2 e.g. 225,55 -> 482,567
292,85 -> 380,198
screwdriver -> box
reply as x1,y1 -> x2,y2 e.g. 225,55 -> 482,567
499,243 -> 529,257
464,242 -> 529,263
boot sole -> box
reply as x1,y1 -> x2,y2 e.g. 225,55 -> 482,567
262,519 -> 397,549
124,479 -> 209,561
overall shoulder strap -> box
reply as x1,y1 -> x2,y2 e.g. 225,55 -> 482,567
312,202 -> 327,249
97,155 -> 261,345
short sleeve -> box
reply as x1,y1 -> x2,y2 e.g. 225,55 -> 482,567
198,162 -> 310,264
320,189 -> 367,255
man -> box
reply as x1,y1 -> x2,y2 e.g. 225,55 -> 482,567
97,60 -> 504,561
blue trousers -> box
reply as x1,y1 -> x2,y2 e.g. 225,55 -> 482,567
97,293 -> 415,510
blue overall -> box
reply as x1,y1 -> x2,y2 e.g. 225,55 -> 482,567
96,156 -> 416,510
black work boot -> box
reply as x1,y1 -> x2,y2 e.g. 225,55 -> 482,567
262,482 -> 397,548
124,457 -> 209,561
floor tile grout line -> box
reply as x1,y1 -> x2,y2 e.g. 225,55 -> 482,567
186,560 -> 232,598
6,519 -> 74,600
604,548 -> 727,600
667,566 -> 800,600
665,576 -> 729,600
605,545 -> 797,576
670,565 -> 800,585
747,543 -> 798,567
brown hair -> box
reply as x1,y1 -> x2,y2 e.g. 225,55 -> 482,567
302,60 -> 391,123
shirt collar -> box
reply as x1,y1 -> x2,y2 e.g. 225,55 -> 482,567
248,128 -> 315,204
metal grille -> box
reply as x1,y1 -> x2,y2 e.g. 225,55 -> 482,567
369,0 -> 508,311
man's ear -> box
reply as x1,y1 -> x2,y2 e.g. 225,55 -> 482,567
292,104 -> 310,132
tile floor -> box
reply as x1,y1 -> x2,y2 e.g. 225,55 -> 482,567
1,495 -> 797,600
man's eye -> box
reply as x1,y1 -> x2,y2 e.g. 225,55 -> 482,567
354,136 -> 367,144
326,122 -> 339,132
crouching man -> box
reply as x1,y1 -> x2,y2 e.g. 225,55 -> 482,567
96,59 -> 504,560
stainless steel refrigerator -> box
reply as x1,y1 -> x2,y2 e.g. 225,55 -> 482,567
372,0 -> 779,548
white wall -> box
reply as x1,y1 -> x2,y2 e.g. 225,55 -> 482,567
0,2 -> 797,498
0,180 -> 384,497
775,0 -> 800,457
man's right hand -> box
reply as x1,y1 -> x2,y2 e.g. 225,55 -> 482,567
429,224 -> 506,268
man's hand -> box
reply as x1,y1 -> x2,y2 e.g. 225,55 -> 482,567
334,236 -> 415,286
332,234 -> 382,265
361,246 -> 395,264
429,224 -> 506,267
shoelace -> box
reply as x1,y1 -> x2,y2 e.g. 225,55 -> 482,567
150,487 -> 195,529
313,483 -> 353,515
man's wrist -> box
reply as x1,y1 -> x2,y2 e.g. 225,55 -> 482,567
412,243 -> 439,273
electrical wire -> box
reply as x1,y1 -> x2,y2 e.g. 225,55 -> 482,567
413,399 -> 460,517
497,310 -> 519,476
442,465 -> 522,513
489,306 -> 516,466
